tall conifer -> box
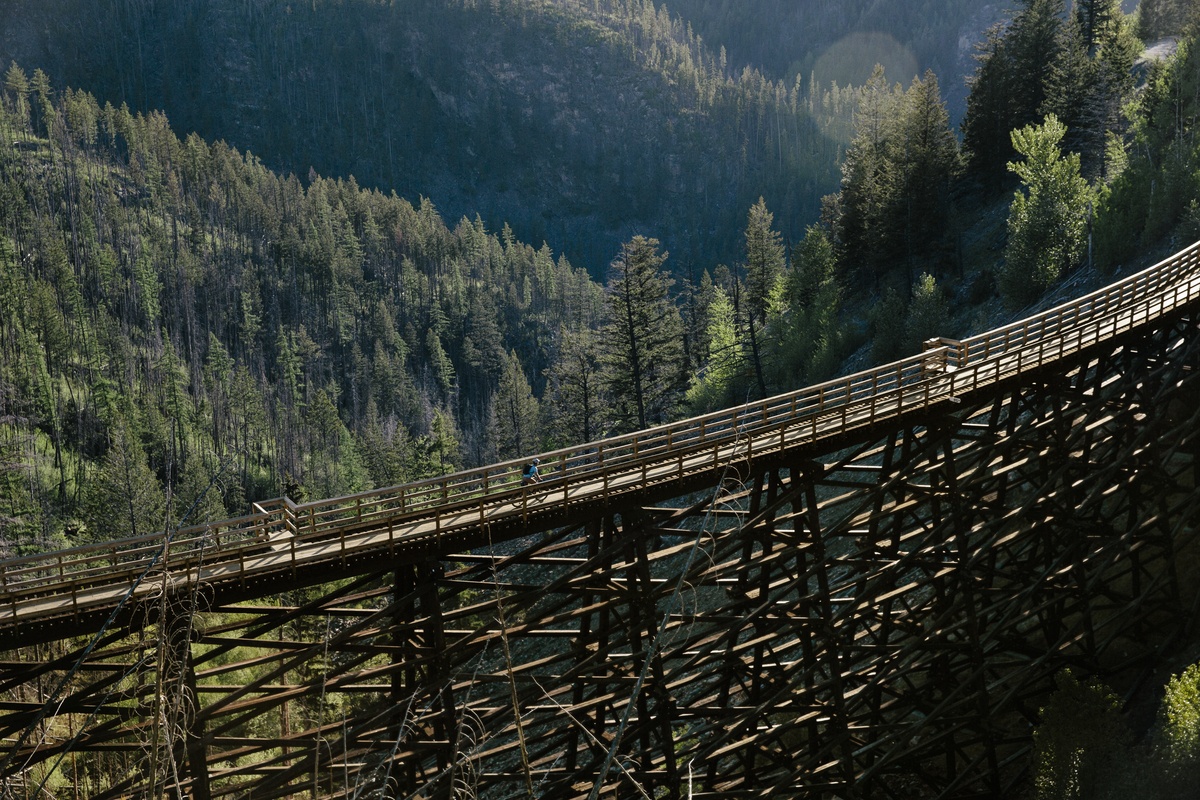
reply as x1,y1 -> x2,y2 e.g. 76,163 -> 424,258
600,236 -> 684,432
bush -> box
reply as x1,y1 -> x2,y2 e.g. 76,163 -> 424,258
1156,661 -> 1200,793
1033,669 -> 1131,800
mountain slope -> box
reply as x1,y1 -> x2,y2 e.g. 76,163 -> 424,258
1,0 -> 856,278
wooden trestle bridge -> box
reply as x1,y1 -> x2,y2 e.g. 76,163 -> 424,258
3,243 -> 1200,800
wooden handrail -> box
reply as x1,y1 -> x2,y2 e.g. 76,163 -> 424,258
1,240 -> 1199,623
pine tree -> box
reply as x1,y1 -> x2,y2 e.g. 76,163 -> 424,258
741,197 -> 786,399
903,273 -> 949,354
869,288 -> 907,365
743,198 -> 785,322
3,62 -> 29,133
839,65 -> 903,280
681,268 -> 715,373
962,0 -> 1065,188
29,68 -> 53,141
544,327 -> 605,448
1076,0 -> 1121,54
892,71 -> 961,274
1008,0 -> 1065,130
599,236 -> 684,432
1137,0 -> 1193,40
962,24 -> 1018,187
84,419 -> 167,543
1042,18 -> 1095,157
175,455 -> 229,528
685,285 -> 742,413
414,408 -> 460,479
425,328 -> 456,400
789,225 -> 837,311
1044,6 -> 1139,180
487,349 -> 540,462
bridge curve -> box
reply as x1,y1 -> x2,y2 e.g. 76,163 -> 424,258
0,243 -> 1199,800
3,242 -> 1199,649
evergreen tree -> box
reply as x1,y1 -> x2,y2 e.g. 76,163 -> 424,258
175,455 -> 229,528
962,25 -> 1018,188
685,285 -> 742,412
869,288 -> 907,365
741,198 -> 786,399
903,273 -> 949,354
3,62 -> 29,133
962,0 -> 1065,188
1042,18 -> 1095,158
839,65 -> 903,281
1137,0 -> 1196,41
743,198 -> 785,323
1008,0 -> 1066,130
414,408 -> 461,478
1076,0 -> 1121,54
681,268 -> 715,374
425,328 -> 456,400
893,71 -> 961,274
544,327 -> 605,448
487,349 -> 540,461
599,236 -> 684,432
84,419 -> 166,542
789,225 -> 837,311
1044,6 -> 1139,180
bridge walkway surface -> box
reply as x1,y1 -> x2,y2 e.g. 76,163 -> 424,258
0,242 -> 1198,798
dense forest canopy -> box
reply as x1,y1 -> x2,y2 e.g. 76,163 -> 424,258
0,0 -> 870,280
0,65 -> 858,555
2,0 -> 1200,568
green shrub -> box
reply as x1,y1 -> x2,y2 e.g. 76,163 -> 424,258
1157,661 -> 1200,790
1033,669 -> 1131,800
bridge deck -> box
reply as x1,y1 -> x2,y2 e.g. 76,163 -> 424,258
2,242 -> 1199,648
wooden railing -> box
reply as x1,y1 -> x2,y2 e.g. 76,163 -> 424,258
2,240 -> 1200,627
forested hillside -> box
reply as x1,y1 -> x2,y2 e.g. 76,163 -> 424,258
0,0 -> 864,279
663,0 -> 997,119
0,68 -> 860,555
4,0 -> 1200,571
